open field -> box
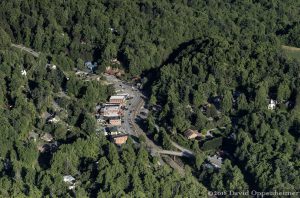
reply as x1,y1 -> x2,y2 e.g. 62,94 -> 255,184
282,45 -> 300,62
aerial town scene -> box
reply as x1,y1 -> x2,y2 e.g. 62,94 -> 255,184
0,1 -> 299,197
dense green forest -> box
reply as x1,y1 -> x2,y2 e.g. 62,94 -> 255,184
0,0 -> 300,197
0,47 -> 206,196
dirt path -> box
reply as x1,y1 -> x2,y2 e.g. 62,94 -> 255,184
282,45 -> 300,51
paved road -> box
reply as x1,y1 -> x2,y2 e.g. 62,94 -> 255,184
154,124 -> 195,157
170,141 -> 194,156
11,44 -> 40,57
153,149 -> 193,157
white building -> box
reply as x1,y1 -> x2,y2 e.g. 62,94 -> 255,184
63,175 -> 75,183
63,175 -> 76,190
21,70 -> 27,76
268,99 -> 277,110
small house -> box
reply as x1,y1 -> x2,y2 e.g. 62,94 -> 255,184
111,134 -> 128,145
63,175 -> 75,184
63,175 -> 76,190
85,61 -> 97,72
207,155 -> 223,168
268,99 -> 277,110
184,129 -> 199,139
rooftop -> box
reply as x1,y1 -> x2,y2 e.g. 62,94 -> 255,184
116,93 -> 129,97
104,105 -> 120,111
207,155 -> 223,168
184,129 -> 199,139
107,126 -> 119,133
110,95 -> 126,100
112,134 -> 128,145
63,175 -> 75,183
112,133 -> 128,138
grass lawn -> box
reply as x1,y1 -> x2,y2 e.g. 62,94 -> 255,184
282,45 -> 300,63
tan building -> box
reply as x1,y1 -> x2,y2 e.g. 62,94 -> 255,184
109,95 -> 126,104
109,117 -> 122,126
184,129 -> 199,139
103,104 -> 122,117
112,134 -> 128,145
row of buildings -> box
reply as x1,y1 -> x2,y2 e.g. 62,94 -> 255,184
96,93 -> 129,145
99,94 -> 128,126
